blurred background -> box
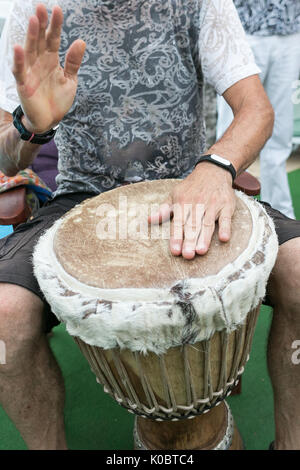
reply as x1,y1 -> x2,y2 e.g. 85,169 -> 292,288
0,1 -> 12,34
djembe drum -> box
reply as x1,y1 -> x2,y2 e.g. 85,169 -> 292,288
33,179 -> 278,450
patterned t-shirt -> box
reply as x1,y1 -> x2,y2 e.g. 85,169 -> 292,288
0,0 -> 259,196
234,0 -> 300,36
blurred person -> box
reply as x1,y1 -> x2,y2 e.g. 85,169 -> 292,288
217,0 -> 300,219
0,1 -> 13,37
204,81 -> 218,149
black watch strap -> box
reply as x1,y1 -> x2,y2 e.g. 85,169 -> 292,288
194,154 -> 237,182
12,105 -> 58,145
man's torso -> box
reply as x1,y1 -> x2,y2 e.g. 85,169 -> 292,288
52,0 -> 205,196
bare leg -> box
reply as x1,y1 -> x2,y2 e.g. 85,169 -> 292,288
0,284 -> 67,450
267,238 -> 300,450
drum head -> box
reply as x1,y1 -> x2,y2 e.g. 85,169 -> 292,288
33,179 -> 278,353
53,180 -> 252,289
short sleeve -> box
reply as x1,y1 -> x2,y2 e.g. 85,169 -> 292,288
199,0 -> 261,96
0,1 -> 33,113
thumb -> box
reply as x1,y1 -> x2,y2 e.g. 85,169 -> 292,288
64,39 -> 86,78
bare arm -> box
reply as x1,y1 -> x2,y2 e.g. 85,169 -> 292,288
0,108 -> 41,176
209,75 -> 274,175
149,74 -> 274,259
0,4 -> 85,176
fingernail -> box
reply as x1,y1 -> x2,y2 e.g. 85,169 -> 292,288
173,244 -> 181,251
183,248 -> 195,259
220,232 -> 229,241
197,244 -> 206,252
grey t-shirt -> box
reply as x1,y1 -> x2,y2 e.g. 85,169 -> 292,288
0,0 -> 260,196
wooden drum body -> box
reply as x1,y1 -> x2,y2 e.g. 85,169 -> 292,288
33,180 -> 278,450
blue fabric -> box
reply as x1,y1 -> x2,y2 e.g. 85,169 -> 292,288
0,225 -> 13,238
27,184 -> 52,203
234,0 -> 300,36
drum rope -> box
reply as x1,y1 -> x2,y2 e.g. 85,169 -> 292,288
219,331 -> 229,392
183,345 -> 198,410
230,326 -> 245,383
75,339 -> 115,397
133,401 -> 235,450
76,337 -> 249,421
96,349 -> 127,404
239,307 -> 260,370
134,352 -> 161,413
159,356 -> 178,414
203,340 -> 214,403
110,350 -> 142,410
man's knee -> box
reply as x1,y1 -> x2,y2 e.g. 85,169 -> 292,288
267,238 -> 300,311
0,284 -> 45,373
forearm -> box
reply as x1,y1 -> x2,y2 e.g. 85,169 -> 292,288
207,76 -> 274,176
208,103 -> 274,176
0,114 -> 41,176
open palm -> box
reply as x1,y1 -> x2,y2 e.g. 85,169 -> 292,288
12,4 -> 86,133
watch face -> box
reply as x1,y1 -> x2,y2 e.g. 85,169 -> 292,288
211,154 -> 231,166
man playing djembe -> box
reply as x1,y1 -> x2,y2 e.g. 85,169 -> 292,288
0,0 -> 299,450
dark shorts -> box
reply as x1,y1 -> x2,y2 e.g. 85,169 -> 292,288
0,192 -> 94,332
0,194 -> 299,332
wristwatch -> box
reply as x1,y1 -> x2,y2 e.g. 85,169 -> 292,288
194,154 -> 237,182
12,105 -> 59,145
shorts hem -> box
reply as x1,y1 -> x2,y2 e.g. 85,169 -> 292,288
0,273 -> 44,302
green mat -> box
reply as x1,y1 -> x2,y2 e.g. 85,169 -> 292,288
0,169 -> 299,450
294,102 -> 300,138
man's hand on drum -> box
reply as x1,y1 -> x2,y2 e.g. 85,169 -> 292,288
148,163 -> 236,260
12,3 -> 85,134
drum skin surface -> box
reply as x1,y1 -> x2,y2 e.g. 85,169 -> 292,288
54,179 -> 252,289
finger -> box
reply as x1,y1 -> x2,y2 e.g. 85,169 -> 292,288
12,45 -> 26,86
36,4 -> 48,55
46,5 -> 63,52
196,210 -> 216,255
24,15 -> 39,67
218,209 -> 233,242
170,202 -> 187,256
64,39 -> 86,78
182,203 -> 204,260
148,199 -> 172,225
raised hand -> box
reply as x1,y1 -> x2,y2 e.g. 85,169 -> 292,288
12,4 -> 86,133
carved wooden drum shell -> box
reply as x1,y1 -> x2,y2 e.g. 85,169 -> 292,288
74,309 -> 259,421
